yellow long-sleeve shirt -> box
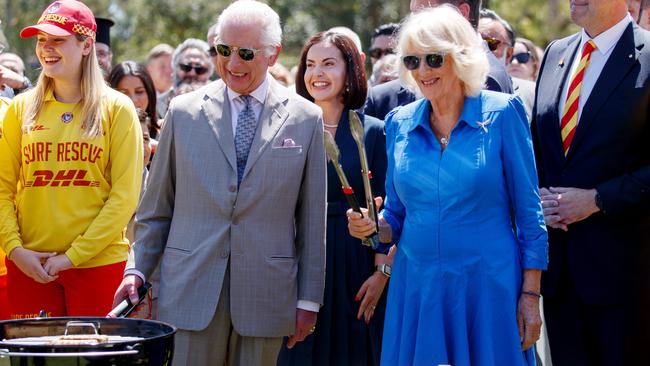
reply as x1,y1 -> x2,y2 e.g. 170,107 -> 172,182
0,88 -> 143,268
0,96 -> 11,277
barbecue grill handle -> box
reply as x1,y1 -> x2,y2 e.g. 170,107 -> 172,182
64,321 -> 100,335
0,348 -> 140,357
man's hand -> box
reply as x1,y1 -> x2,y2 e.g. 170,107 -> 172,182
108,274 -> 144,317
43,254 -> 73,276
286,309 -> 317,349
8,247 -> 58,283
550,187 -> 599,226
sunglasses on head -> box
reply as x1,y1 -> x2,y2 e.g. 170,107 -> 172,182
208,46 -> 218,57
482,36 -> 502,52
402,53 -> 445,70
511,52 -> 531,64
369,48 -> 395,59
216,44 -> 261,61
178,63 -> 209,75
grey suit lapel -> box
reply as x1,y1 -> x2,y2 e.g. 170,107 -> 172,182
201,81 -> 237,171
241,79 -> 289,181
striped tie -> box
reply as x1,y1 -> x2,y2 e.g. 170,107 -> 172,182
560,40 -> 597,156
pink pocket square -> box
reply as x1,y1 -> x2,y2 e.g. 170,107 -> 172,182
282,138 -> 296,147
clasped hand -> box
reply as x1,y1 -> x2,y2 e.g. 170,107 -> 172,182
540,187 -> 599,231
9,248 -> 72,283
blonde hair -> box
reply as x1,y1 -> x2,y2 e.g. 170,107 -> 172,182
397,5 -> 489,97
23,35 -> 108,138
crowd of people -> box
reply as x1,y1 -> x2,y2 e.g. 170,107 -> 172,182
0,0 -> 649,365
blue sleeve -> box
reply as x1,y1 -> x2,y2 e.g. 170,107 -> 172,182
379,109 -> 407,249
501,96 -> 548,270
364,116 -> 389,254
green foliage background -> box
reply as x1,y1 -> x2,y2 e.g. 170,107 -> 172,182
2,0 -> 578,80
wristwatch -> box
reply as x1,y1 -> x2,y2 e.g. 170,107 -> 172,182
376,263 -> 391,278
594,190 -> 604,213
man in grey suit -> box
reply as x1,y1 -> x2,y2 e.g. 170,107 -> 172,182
111,1 -> 326,365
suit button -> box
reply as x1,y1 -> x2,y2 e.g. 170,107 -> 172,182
220,250 -> 229,258
232,218 -> 239,225
229,185 -> 237,192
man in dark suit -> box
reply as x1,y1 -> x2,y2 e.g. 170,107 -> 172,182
532,1 -> 650,364
364,0 -> 513,120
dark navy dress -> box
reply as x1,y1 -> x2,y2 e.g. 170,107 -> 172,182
277,110 -> 388,366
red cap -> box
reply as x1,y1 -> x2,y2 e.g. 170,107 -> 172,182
20,1 -> 96,40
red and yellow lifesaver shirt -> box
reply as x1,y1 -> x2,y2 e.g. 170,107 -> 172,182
0,89 -> 143,268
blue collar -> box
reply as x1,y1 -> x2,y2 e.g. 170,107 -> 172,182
406,93 -> 484,132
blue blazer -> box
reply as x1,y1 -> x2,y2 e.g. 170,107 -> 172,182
532,23 -> 650,304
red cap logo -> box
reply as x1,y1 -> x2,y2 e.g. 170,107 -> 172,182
20,1 -> 97,40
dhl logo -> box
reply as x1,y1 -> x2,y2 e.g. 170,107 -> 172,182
24,169 -> 100,187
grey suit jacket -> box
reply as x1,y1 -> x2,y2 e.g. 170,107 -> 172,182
127,78 -> 327,337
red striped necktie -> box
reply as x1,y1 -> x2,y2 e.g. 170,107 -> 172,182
560,40 -> 597,156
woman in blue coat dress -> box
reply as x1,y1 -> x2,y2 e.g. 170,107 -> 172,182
277,31 -> 388,365
348,6 -> 548,366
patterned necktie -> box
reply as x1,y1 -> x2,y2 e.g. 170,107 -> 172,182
234,95 -> 257,185
560,40 -> 597,156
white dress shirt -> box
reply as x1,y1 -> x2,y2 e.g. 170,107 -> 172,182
226,74 -> 269,132
558,14 -> 632,124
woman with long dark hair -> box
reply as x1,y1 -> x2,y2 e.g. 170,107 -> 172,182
109,61 -> 161,139
278,31 -> 388,366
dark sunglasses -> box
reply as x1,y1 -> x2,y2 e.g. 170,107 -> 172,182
511,52 -> 531,64
482,36 -> 502,52
369,48 -> 395,59
208,46 -> 218,57
178,63 -> 209,75
216,44 -> 260,61
402,53 -> 445,70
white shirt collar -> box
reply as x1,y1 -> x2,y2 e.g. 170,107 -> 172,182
580,14 -> 632,56
226,73 -> 270,105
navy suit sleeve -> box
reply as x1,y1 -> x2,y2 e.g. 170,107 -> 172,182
364,89 -> 378,119
596,163 -> 650,218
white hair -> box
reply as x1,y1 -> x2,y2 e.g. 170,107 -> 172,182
206,23 -> 219,46
215,0 -> 282,55
328,26 -> 363,54
397,5 -> 488,96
